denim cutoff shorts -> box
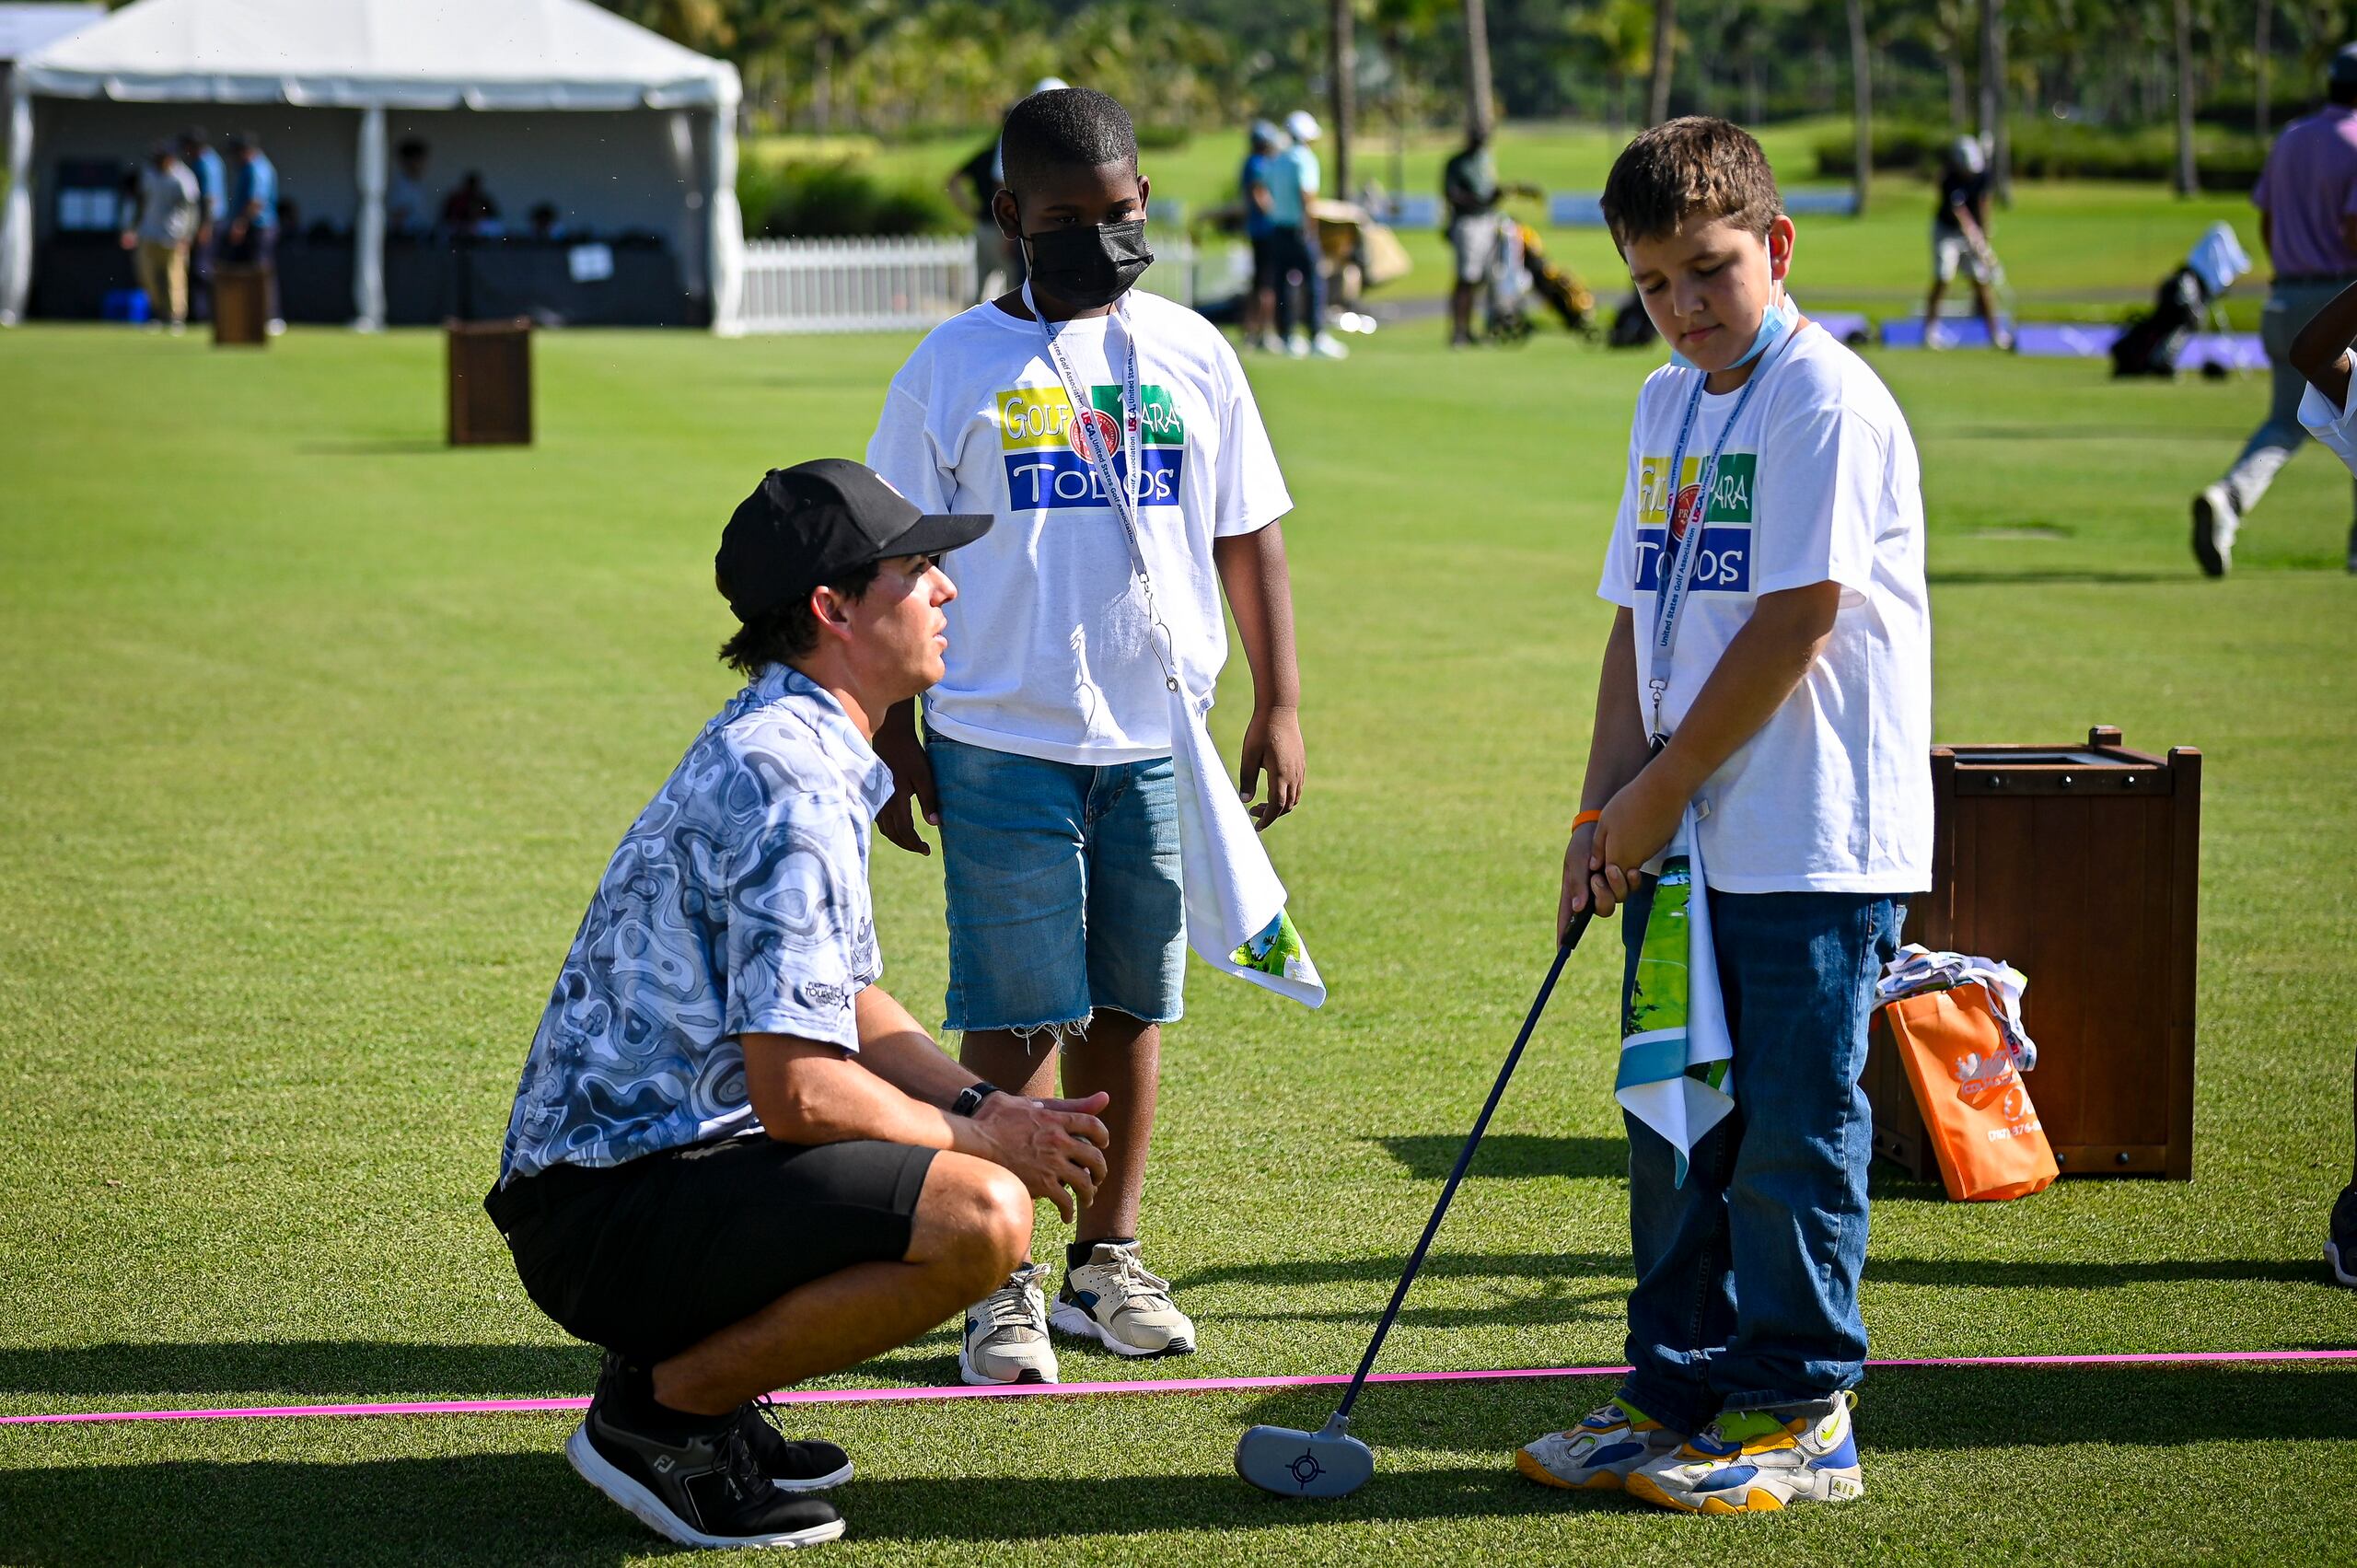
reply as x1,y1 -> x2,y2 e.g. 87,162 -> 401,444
926,732 -> 1185,1036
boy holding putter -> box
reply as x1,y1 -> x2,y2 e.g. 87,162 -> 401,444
865,87 -> 1305,1383
1517,118 -> 1932,1513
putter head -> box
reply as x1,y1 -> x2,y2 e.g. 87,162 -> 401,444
1234,1414 -> 1375,1498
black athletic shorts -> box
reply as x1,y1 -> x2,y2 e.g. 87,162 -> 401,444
484,1135 -> 937,1364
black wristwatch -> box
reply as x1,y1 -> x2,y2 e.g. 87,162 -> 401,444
950,1081 -> 1001,1119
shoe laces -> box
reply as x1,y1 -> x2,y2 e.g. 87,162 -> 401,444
717,1423 -> 775,1504
977,1267 -> 1046,1335
1092,1246 -> 1174,1311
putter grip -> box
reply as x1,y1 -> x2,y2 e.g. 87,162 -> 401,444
1332,916 -> 1590,1420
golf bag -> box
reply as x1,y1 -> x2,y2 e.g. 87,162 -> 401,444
2110,266 -> 2207,378
1517,225 -> 1598,337
1483,220 -> 1535,344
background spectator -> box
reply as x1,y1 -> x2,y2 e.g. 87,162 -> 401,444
119,142 -> 198,332
441,170 -> 501,239
177,127 -> 224,323
225,132 -> 283,334
386,139 -> 434,238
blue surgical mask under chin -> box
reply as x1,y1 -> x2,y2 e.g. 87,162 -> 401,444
1671,289 -> 1798,373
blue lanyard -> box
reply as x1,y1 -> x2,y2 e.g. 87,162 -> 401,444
1644,328 -> 1801,741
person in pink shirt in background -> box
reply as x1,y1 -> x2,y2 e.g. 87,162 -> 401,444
2189,43 -> 2357,577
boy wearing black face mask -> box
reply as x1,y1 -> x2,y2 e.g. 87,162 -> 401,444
865,87 -> 1305,1384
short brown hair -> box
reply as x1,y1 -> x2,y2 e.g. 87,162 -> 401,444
1601,117 -> 1784,250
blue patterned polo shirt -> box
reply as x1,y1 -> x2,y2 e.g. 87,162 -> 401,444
496,663 -> 893,1185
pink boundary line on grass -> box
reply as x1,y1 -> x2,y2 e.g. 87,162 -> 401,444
3,1348 -> 2351,1427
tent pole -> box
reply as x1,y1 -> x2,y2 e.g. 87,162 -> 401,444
708,100 -> 742,337
353,103 -> 386,331
0,75 -> 35,326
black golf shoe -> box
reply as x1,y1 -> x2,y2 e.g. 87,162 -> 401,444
570,1366 -> 842,1548
594,1353 -> 852,1492
742,1394 -> 853,1492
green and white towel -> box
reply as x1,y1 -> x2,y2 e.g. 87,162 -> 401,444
1613,807 -> 1734,1186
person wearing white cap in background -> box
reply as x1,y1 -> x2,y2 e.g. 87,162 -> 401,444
1265,110 -> 1346,359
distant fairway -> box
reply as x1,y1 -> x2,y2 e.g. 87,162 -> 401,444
761,116 -> 2272,327
1,321 -> 2353,1563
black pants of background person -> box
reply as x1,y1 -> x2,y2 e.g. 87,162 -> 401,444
485,1132 -> 936,1365
226,226 -> 280,323
1265,224 -> 1323,341
188,231 -> 216,322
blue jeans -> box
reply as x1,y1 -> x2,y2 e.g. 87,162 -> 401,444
1613,883 -> 1905,1433
926,734 -> 1185,1037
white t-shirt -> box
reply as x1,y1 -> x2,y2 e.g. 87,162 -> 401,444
2301,379 -> 2357,474
866,290 -> 1292,763
1597,325 -> 1933,894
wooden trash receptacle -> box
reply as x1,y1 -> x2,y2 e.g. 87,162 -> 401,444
1868,726 -> 2200,1181
446,319 -> 533,447
213,265 -> 270,346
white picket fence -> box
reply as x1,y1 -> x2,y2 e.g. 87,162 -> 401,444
734,233 -> 1224,336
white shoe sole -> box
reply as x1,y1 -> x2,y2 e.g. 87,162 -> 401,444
957,1339 -> 1056,1387
774,1460 -> 853,1493
1049,1300 -> 1195,1357
563,1424 -> 845,1549
1629,1462 -> 1864,1513
2329,1239 -> 2357,1287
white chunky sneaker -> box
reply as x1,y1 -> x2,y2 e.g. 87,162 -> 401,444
959,1262 -> 1058,1386
1628,1391 -> 1864,1514
1516,1397 -> 1686,1492
1050,1241 -> 1196,1356
1310,331 -> 1350,359
2192,484 -> 2238,577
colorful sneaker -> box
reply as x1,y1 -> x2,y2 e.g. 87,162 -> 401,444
564,1386 -> 843,1548
960,1262 -> 1059,1385
1051,1240 -> 1197,1356
1627,1392 -> 1864,1515
1516,1398 -> 1686,1491
2329,1186 -> 2357,1287
2192,485 -> 2238,577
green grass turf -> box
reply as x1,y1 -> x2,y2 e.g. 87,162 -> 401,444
765,117 -> 2271,327
2,319 -> 2355,1562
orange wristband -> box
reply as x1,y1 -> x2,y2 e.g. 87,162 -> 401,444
1573,809 -> 1604,830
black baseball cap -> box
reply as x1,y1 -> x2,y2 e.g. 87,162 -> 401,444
714,458 -> 992,622
2333,42 -> 2357,88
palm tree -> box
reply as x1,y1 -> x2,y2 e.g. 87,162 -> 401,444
1978,0 -> 2011,199
1330,0 -> 1357,201
2255,0 -> 2271,141
1648,0 -> 1678,124
1463,0 -> 1496,137
1847,0 -> 1872,213
2171,0 -> 2198,194
1567,0 -> 1655,136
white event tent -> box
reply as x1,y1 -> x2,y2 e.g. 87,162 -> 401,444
0,0 -> 745,331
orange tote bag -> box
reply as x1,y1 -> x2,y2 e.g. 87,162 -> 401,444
1877,981 -> 2059,1202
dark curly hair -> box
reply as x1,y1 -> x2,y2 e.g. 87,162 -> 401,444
999,87 -> 1138,193
715,560 -> 880,678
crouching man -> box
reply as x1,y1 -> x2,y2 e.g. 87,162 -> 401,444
485,459 -> 1111,1551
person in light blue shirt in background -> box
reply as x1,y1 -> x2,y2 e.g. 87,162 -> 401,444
177,128 -> 225,323
226,132 -> 284,333
1262,110 -> 1344,358
1239,121 -> 1284,352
